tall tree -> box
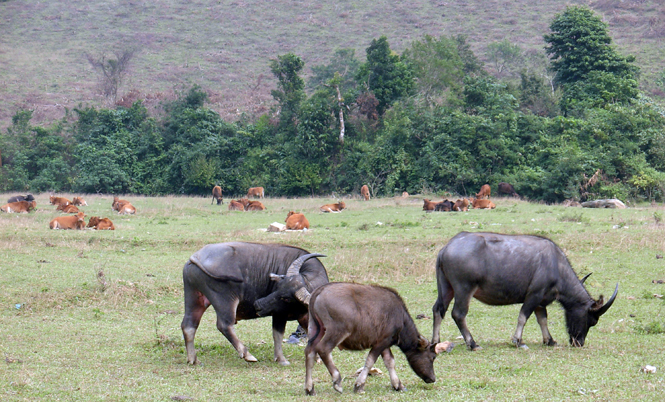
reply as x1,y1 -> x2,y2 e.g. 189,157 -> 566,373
544,6 -> 638,86
86,49 -> 137,103
356,36 -> 414,117
269,53 -> 306,135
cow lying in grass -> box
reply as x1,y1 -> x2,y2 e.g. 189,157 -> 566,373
87,216 -> 115,230
320,201 -> 345,213
1,200 -> 36,213
285,211 -> 309,230
57,204 -> 80,213
50,212 -> 86,230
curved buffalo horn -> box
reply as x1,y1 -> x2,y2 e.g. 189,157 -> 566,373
286,253 -> 327,277
295,287 -> 312,305
591,283 -> 619,317
580,273 -> 592,284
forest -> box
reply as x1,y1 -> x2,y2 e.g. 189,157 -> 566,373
2,6 -> 665,203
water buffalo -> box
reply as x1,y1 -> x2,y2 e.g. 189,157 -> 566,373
305,283 -> 453,395
8,194 -> 35,203
181,242 -> 328,366
432,232 -> 618,350
497,182 -> 519,197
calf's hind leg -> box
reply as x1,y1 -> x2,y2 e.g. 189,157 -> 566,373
181,287 -> 210,365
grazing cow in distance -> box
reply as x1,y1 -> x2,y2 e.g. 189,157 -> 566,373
434,200 -> 454,212
360,185 -> 370,201
212,186 -> 223,205
320,201 -> 346,213
402,192 -> 409,198
117,203 -> 136,215
246,200 -> 266,211
285,211 -> 309,230
228,200 -> 245,211
471,198 -> 496,209
432,232 -> 618,350
475,184 -> 491,199
56,204 -> 80,213
50,212 -> 86,230
50,195 -> 71,207
72,197 -> 88,206
1,200 -> 36,213
87,216 -> 115,230
8,194 -> 35,203
181,243 -> 329,366
453,199 -> 470,212
304,282 -> 454,395
247,187 -> 265,199
497,182 -> 519,198
422,199 -> 439,212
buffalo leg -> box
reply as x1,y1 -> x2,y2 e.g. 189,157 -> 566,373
381,348 -> 404,391
319,351 -> 343,393
181,288 -> 210,365
432,279 -> 454,343
450,286 -> 481,350
272,316 -> 289,365
534,306 -> 556,346
353,346 -> 383,394
305,317 -> 326,396
511,296 -> 542,349
213,299 -> 257,362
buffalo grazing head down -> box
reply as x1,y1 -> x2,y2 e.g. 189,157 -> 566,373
253,253 -> 325,316
566,282 -> 619,347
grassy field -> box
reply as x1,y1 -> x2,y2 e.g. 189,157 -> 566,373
1,193 -> 664,401
1,0 -> 664,129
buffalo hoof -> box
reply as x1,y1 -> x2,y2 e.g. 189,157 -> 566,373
277,359 -> 290,366
352,383 -> 364,394
393,382 -> 405,392
470,345 -> 483,351
512,338 -> 529,350
544,339 -> 557,347
243,353 -> 258,362
305,388 -> 316,396
334,381 -> 344,394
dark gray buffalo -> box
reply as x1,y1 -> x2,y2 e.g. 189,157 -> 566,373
432,232 -> 618,350
8,194 -> 35,203
181,242 -> 328,365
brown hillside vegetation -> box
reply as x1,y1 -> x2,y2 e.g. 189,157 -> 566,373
1,0 -> 663,128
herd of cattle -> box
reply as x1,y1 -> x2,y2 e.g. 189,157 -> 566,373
3,182 -> 619,395
0,194 -> 139,230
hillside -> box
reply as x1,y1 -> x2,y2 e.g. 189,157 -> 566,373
1,0 -> 663,128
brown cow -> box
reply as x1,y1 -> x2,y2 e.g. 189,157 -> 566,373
72,197 -> 88,206
112,196 -> 130,211
361,185 -> 370,201
245,200 -> 266,211
471,198 -> 496,209
422,199 -> 440,212
402,192 -> 409,198
320,201 -> 346,213
118,203 -> 136,215
452,199 -> 470,212
50,195 -> 71,207
475,184 -> 491,199
285,211 -> 310,230
212,186 -> 223,205
497,182 -> 519,198
49,212 -> 86,230
228,200 -> 245,211
1,200 -> 36,213
87,216 -> 115,230
247,187 -> 265,199
56,204 -> 80,213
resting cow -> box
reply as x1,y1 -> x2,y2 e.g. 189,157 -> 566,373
117,203 -> 136,215
228,200 -> 245,211
471,198 -> 496,209
49,195 -> 71,207
1,200 -> 36,213
305,283 -> 453,395
475,184 -> 491,199
422,199 -> 440,212
87,216 -> 115,230
245,200 -> 266,211
320,201 -> 345,213
7,194 -> 35,203
285,211 -> 309,230
432,232 -> 618,350
181,243 -> 329,366
49,212 -> 86,230
453,199 -> 470,212
360,185 -> 370,201
72,197 -> 88,206
434,200 -> 454,212
212,186 -> 223,205
56,204 -> 80,213
247,187 -> 265,199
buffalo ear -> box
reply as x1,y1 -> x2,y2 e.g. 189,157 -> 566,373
270,273 -> 284,282
433,341 -> 455,354
418,335 -> 430,351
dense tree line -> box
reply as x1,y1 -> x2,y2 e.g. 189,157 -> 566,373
1,6 -> 664,202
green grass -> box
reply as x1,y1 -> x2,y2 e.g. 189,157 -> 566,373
1,193 -> 665,400
1,0 -> 664,128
